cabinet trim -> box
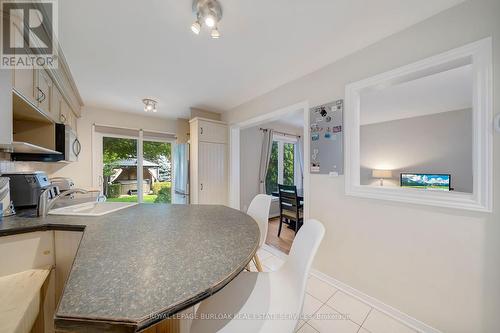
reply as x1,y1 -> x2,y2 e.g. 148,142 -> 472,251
189,117 -> 227,125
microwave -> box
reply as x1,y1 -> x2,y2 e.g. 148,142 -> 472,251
11,124 -> 81,162
56,124 -> 81,162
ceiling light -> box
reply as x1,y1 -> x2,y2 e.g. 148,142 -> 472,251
142,98 -> 158,113
191,20 -> 201,34
204,15 -> 215,28
191,0 -> 223,38
210,27 -> 220,39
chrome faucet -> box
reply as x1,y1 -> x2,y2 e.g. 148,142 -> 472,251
37,187 -> 89,217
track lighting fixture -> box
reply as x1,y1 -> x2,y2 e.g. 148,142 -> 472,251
191,0 -> 223,39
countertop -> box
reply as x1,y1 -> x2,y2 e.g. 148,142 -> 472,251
0,204 -> 260,332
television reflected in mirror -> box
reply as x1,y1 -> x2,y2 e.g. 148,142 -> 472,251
400,173 -> 451,191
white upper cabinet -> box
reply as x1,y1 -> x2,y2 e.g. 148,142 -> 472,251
197,119 -> 228,144
35,69 -> 52,116
12,67 -> 35,104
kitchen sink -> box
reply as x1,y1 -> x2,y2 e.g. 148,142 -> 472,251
48,202 -> 138,217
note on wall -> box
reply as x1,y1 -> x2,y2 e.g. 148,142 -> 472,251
310,100 -> 344,175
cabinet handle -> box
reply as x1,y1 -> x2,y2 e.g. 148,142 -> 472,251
200,127 -> 203,135
36,87 -> 46,103
200,183 -> 203,191
36,87 -> 43,102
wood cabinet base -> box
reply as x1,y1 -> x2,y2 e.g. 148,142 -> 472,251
54,318 -> 180,333
142,318 -> 180,333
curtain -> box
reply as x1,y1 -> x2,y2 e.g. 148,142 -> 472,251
297,136 -> 304,189
258,129 -> 274,194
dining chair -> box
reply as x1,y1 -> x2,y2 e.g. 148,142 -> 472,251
278,184 -> 303,236
189,219 -> 325,333
247,194 -> 273,272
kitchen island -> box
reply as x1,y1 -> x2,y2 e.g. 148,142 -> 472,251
0,204 -> 260,333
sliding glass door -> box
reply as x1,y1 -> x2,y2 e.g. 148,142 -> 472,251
142,140 -> 172,204
102,136 -> 139,203
93,125 -> 175,204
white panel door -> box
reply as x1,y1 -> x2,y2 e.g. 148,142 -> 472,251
199,142 -> 227,204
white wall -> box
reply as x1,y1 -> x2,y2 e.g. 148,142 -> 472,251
360,109 -> 473,192
240,121 -> 302,212
223,1 -> 500,332
0,106 -> 180,189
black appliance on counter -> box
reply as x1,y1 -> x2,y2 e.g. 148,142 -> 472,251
1,172 -> 53,208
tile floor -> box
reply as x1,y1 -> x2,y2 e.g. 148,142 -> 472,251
252,247 -> 419,333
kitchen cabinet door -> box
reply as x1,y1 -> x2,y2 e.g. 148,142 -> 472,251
198,142 -> 227,205
50,85 -> 63,122
198,120 -> 228,144
0,70 -> 13,146
54,231 -> 83,303
59,100 -> 78,133
13,67 -> 35,103
69,111 -> 77,132
36,70 -> 52,115
59,99 -> 70,125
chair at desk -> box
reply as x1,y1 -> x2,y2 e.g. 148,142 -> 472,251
278,184 -> 303,236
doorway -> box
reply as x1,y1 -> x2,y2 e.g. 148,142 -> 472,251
229,101 -> 310,254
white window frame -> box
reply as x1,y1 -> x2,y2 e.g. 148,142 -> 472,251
92,126 -> 176,204
344,38 -> 493,212
272,133 -> 299,187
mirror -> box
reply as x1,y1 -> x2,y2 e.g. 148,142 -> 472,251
345,38 -> 492,212
359,62 -> 473,193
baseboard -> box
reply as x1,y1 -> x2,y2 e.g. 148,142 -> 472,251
261,245 -> 441,333
310,269 -> 443,333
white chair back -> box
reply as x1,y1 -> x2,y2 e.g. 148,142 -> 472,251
247,194 -> 272,248
280,219 -> 325,298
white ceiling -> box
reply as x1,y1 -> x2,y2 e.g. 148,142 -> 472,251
360,64 -> 472,125
58,0 -> 465,119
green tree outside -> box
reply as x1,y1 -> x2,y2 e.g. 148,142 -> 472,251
102,137 -> 172,203
283,142 -> 295,185
265,141 -> 295,194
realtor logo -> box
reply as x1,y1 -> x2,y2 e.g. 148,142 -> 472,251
1,0 -> 58,69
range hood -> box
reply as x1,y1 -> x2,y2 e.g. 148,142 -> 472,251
9,141 -> 61,154
0,92 -> 61,158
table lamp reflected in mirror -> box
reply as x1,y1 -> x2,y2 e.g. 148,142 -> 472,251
372,169 -> 393,186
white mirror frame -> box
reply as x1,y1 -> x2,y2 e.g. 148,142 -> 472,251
345,38 -> 493,212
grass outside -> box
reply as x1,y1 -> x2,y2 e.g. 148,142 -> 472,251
106,182 -> 172,203
107,194 -> 158,203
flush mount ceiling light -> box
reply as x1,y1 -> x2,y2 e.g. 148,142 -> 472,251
142,98 -> 158,113
191,0 -> 223,39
